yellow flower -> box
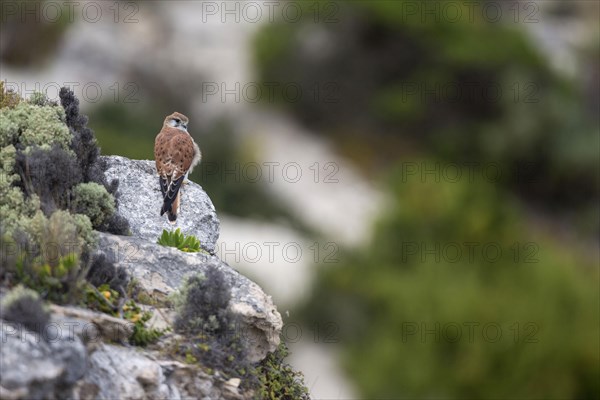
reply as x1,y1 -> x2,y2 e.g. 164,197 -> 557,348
102,291 -> 111,299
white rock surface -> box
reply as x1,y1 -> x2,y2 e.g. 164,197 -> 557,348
103,155 -> 220,254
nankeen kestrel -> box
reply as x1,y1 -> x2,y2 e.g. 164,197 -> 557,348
154,112 -> 201,223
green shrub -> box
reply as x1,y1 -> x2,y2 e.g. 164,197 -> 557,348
0,81 -> 20,109
171,271 -> 252,380
0,285 -> 50,335
125,299 -> 167,346
157,228 -> 201,253
0,87 -> 130,304
0,97 -> 78,235
86,253 -> 130,299
0,87 -> 128,233
0,98 -> 71,151
1,210 -> 94,304
71,182 -> 116,228
253,0 -> 599,233
254,343 -> 310,400
22,145 -> 82,214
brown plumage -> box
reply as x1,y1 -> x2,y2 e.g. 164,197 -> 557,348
154,112 -> 201,223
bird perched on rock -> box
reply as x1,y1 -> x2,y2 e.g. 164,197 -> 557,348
154,112 -> 201,223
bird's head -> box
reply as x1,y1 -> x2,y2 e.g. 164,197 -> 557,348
164,112 -> 189,132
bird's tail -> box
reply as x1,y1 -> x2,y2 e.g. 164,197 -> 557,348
166,192 -> 180,224
160,175 -> 184,223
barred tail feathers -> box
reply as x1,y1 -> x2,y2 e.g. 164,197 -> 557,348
167,192 -> 180,224
160,175 -> 184,218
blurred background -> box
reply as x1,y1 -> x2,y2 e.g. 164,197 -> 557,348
1,0 -> 598,398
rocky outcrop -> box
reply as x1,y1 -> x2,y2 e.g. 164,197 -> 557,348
0,156 -> 283,400
76,345 -> 246,399
0,320 -> 87,400
0,317 -> 254,400
97,232 -> 282,362
103,156 -> 220,254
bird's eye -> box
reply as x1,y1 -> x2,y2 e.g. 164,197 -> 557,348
174,118 -> 181,124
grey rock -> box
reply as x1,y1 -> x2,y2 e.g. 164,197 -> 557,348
76,345 -> 249,400
97,232 -> 283,363
78,344 -> 171,400
103,155 -> 220,253
161,360 -> 248,400
0,320 -> 87,399
49,304 -> 134,343
2,155 -> 286,398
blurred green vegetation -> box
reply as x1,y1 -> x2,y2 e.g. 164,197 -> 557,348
253,1 -> 600,398
254,0 -> 600,236
87,103 -> 158,161
0,0 -> 71,67
303,165 -> 599,399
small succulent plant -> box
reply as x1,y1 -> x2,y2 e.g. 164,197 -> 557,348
157,228 -> 201,253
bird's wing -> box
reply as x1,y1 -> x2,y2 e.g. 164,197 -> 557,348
158,176 -> 169,197
168,134 -> 196,177
154,133 -> 166,173
155,133 -> 170,196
